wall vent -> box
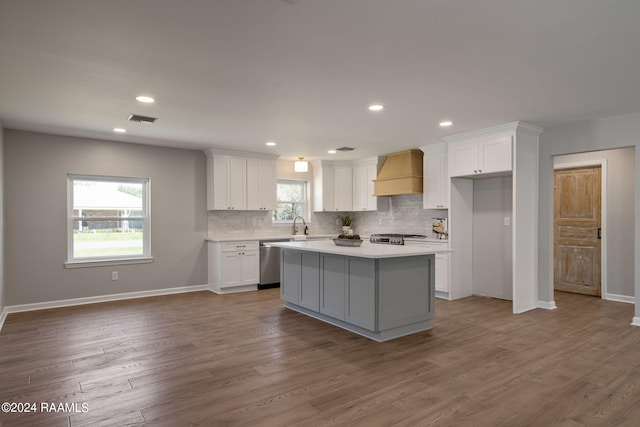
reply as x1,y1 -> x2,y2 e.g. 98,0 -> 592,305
127,114 -> 157,124
336,146 -> 355,152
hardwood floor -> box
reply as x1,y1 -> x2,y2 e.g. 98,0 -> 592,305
1,290 -> 639,426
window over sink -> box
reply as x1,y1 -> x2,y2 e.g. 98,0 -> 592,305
273,179 -> 309,223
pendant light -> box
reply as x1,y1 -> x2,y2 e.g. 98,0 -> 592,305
294,157 -> 308,172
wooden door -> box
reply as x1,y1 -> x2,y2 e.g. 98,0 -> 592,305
554,166 -> 601,296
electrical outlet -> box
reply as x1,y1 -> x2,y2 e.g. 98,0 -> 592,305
112,271 -> 119,281
504,217 -> 511,226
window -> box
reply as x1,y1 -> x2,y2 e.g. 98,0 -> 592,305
66,174 -> 151,267
273,180 -> 308,222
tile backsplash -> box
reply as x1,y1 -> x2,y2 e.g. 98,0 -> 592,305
207,194 -> 447,238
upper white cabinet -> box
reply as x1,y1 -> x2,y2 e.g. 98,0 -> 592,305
312,160 -> 335,212
205,148 -> 278,211
206,154 -> 247,210
419,144 -> 448,209
448,134 -> 512,177
314,158 -> 388,212
353,157 -> 389,211
312,160 -> 354,212
247,159 -> 276,211
334,164 -> 353,211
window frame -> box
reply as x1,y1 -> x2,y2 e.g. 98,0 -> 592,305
65,174 -> 152,268
272,179 -> 310,224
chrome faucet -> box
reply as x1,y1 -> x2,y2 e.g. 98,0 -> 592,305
293,216 -> 306,235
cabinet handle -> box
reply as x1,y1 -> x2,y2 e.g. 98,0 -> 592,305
478,169 -> 482,173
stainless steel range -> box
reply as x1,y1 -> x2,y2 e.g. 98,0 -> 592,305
369,233 -> 427,245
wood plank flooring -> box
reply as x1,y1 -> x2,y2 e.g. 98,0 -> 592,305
1,290 -> 639,426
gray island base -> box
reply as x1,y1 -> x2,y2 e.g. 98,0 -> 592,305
271,241 -> 450,342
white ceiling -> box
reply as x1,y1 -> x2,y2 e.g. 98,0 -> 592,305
1,0 -> 640,161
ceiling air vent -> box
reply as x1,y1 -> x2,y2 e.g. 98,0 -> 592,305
127,114 -> 157,124
336,146 -> 355,152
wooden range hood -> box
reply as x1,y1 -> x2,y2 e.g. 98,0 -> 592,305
373,149 -> 423,196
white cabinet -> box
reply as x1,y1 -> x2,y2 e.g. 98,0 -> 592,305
208,241 -> 259,294
352,157 -> 389,211
206,154 -> 247,210
314,158 -> 389,212
448,135 -> 512,177
312,160 -> 353,212
247,159 -> 276,211
205,149 -> 278,211
334,165 -> 353,211
420,144 -> 448,209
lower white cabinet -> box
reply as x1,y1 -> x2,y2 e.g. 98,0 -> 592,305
208,241 -> 259,294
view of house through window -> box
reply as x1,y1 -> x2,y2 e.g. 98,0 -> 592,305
68,175 -> 150,262
273,180 -> 307,222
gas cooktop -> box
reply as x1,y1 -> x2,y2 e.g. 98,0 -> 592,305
369,233 -> 428,245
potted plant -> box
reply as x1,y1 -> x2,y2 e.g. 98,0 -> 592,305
340,215 -> 353,235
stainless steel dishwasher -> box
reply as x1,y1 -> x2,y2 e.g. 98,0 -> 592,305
259,239 -> 289,289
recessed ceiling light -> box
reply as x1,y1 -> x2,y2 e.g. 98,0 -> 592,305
328,150 -> 337,154
113,128 -> 127,133
266,141 -> 276,146
439,120 -> 453,127
136,95 -> 155,103
369,104 -> 384,111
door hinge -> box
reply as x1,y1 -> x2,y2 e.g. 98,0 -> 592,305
597,228 -> 602,239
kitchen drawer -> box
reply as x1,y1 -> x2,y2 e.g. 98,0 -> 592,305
221,241 -> 259,252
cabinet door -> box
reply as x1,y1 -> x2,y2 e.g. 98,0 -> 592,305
246,159 -> 262,211
229,158 -> 247,210
220,252 -> 242,288
448,141 -> 478,177
423,151 -> 448,209
334,166 -> 353,211
345,258 -> 376,330
210,156 -> 230,210
478,135 -> 512,174
247,159 -> 276,211
435,253 -> 450,293
241,250 -> 259,285
299,252 -> 320,311
352,164 -> 368,211
320,254 -> 346,320
313,164 -> 335,212
281,249 -> 301,303
260,160 -> 277,211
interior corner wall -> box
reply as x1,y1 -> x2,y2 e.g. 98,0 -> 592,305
554,147 -> 635,298
4,130 -> 208,306
472,176 -> 513,300
538,112 -> 640,320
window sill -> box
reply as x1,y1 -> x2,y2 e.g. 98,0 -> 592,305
64,257 -> 154,269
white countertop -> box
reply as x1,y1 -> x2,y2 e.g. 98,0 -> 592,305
207,234 -> 335,242
269,240 -> 452,259
207,235 -> 448,243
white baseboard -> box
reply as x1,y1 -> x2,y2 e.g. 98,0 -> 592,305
632,317 -> 640,327
0,306 -> 8,332
537,300 -> 557,310
3,285 -> 210,318
604,293 -> 635,304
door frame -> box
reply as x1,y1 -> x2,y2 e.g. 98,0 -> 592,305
553,159 -> 608,299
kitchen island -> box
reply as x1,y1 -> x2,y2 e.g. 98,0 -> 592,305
269,240 -> 452,342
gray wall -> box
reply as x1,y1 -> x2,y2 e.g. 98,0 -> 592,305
539,112 -> 639,319
4,130 -> 208,306
472,176 -> 513,300
0,121 -> 4,313
554,148 -> 635,298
